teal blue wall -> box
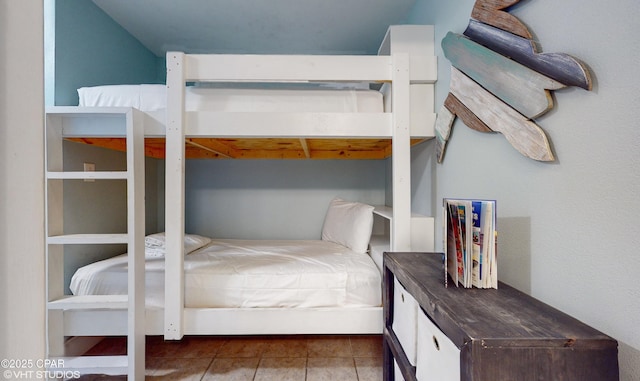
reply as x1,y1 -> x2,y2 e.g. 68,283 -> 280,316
54,0 -> 161,105
52,1 -> 163,292
178,160 -> 386,240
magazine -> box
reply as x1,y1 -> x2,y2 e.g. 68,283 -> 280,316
444,198 -> 497,289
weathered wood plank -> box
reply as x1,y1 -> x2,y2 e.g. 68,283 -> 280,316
442,32 -> 564,119
435,93 -> 493,163
471,0 -> 532,39
435,103 -> 455,163
464,19 -> 592,90
384,253 -> 620,380
450,68 -> 554,161
444,93 -> 492,134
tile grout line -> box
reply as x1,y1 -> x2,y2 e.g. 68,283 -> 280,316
198,356 -> 215,381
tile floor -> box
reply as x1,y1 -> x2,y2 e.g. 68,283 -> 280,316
80,334 -> 383,380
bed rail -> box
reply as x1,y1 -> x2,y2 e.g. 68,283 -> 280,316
181,54 -> 396,83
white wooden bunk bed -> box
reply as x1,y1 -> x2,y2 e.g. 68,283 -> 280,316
45,25 -> 436,378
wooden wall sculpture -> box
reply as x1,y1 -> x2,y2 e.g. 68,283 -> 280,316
436,0 -> 592,162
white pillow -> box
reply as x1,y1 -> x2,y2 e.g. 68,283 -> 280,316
321,198 -> 374,253
144,232 -> 211,258
77,84 -> 166,111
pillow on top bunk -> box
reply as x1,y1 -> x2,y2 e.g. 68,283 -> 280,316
144,232 -> 211,258
321,198 -> 374,254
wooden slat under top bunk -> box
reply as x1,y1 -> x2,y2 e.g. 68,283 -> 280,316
65,137 -> 428,160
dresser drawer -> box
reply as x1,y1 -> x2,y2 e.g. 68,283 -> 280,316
392,276 -> 418,366
416,307 -> 460,381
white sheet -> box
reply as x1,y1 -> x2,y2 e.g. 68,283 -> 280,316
70,239 -> 382,309
77,84 -> 383,113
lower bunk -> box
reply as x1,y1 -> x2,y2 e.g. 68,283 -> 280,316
66,234 -> 386,337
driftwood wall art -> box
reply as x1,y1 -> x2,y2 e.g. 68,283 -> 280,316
436,0 -> 592,162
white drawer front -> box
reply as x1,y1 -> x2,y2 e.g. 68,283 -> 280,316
392,277 -> 418,365
416,309 -> 460,381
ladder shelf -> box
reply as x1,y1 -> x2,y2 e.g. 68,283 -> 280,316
45,107 -> 145,380
47,295 -> 129,310
46,171 -> 128,180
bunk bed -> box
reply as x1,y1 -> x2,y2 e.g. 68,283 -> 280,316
45,25 -> 437,377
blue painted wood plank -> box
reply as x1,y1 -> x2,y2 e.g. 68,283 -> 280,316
464,20 -> 592,90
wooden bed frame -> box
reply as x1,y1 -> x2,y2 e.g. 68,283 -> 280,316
45,25 -> 437,378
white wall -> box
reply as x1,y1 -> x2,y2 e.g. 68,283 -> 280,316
408,0 -> 640,379
0,0 -> 46,363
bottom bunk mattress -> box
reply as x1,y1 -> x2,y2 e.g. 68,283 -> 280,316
70,238 -> 382,309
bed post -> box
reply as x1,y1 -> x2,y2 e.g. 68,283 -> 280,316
165,52 -> 186,340
381,25 -> 437,252
126,108 -> 146,379
391,52 -> 412,252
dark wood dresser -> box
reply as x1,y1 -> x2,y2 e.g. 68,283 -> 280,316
383,252 -> 619,381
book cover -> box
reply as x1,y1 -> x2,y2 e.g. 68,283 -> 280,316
480,200 -> 496,289
456,202 -> 473,287
444,198 -> 497,289
447,202 -> 463,286
471,201 -> 482,288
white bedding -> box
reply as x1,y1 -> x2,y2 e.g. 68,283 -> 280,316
77,84 -> 383,113
70,239 -> 382,309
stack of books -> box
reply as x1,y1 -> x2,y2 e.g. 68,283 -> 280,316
443,198 -> 497,289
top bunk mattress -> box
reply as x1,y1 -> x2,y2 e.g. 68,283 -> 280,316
70,238 -> 382,309
77,84 -> 383,113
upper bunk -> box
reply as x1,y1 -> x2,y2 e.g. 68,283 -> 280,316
50,25 -> 437,160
